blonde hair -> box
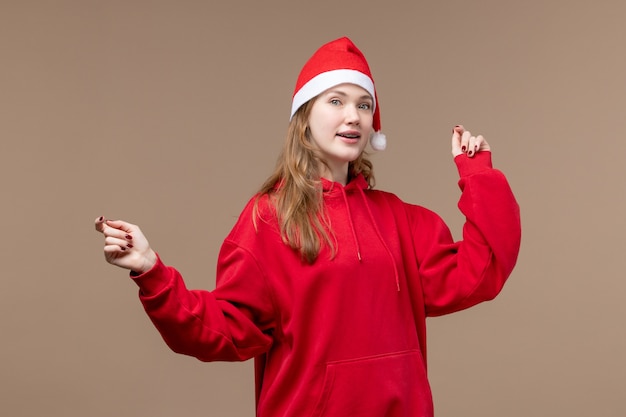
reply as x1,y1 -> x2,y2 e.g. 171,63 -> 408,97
255,99 -> 375,264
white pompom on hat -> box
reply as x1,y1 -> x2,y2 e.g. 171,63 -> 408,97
290,37 -> 386,151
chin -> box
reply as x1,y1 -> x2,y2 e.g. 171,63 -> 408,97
341,152 -> 362,163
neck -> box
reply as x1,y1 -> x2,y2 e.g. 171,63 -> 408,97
320,162 -> 349,186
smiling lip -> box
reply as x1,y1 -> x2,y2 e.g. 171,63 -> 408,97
336,131 -> 361,142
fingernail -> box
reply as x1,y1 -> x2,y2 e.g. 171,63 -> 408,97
121,247 -> 127,251
127,244 -> 134,249
468,150 -> 474,157
125,234 -> 133,240
461,146 -> 467,152
98,216 -> 104,222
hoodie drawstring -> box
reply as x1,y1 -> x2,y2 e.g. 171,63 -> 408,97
357,187 -> 401,292
339,186 -> 362,262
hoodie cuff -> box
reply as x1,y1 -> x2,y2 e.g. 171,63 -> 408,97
129,253 -> 173,295
454,151 -> 493,177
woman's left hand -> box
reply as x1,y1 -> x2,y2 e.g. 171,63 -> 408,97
451,125 -> 490,157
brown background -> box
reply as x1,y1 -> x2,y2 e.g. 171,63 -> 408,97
1,1 -> 625,416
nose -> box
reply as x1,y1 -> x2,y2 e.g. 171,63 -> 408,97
344,104 -> 360,125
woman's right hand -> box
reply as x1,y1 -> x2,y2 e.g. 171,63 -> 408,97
94,217 -> 157,274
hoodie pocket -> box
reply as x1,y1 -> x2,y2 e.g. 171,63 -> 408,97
310,350 -> 433,417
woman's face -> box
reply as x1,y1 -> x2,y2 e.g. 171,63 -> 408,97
307,83 -> 374,179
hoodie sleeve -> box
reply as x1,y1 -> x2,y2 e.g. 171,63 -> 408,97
413,151 -> 521,316
132,241 -> 275,362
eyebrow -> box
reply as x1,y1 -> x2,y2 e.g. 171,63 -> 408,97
325,90 -> 373,101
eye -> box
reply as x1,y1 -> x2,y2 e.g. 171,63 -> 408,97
358,102 -> 372,110
330,99 -> 341,106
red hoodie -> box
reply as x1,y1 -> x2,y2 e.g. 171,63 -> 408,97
132,151 -> 521,417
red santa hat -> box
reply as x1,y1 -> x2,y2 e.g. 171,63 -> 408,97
290,37 -> 386,151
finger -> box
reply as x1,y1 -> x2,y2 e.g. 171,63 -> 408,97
466,135 -> 477,157
96,217 -> 132,239
95,216 -> 106,233
103,220 -> 140,243
104,244 -> 129,256
104,219 -> 136,234
451,126 -> 463,156
105,236 -> 133,250
461,130 -> 471,153
101,224 -> 134,241
477,135 -> 491,152
473,135 -> 484,155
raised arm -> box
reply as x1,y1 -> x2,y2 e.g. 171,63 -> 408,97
416,126 -> 521,316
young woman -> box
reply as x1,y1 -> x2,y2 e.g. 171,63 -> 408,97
95,37 -> 521,417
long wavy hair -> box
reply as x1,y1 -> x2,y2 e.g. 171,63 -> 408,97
255,98 -> 376,264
